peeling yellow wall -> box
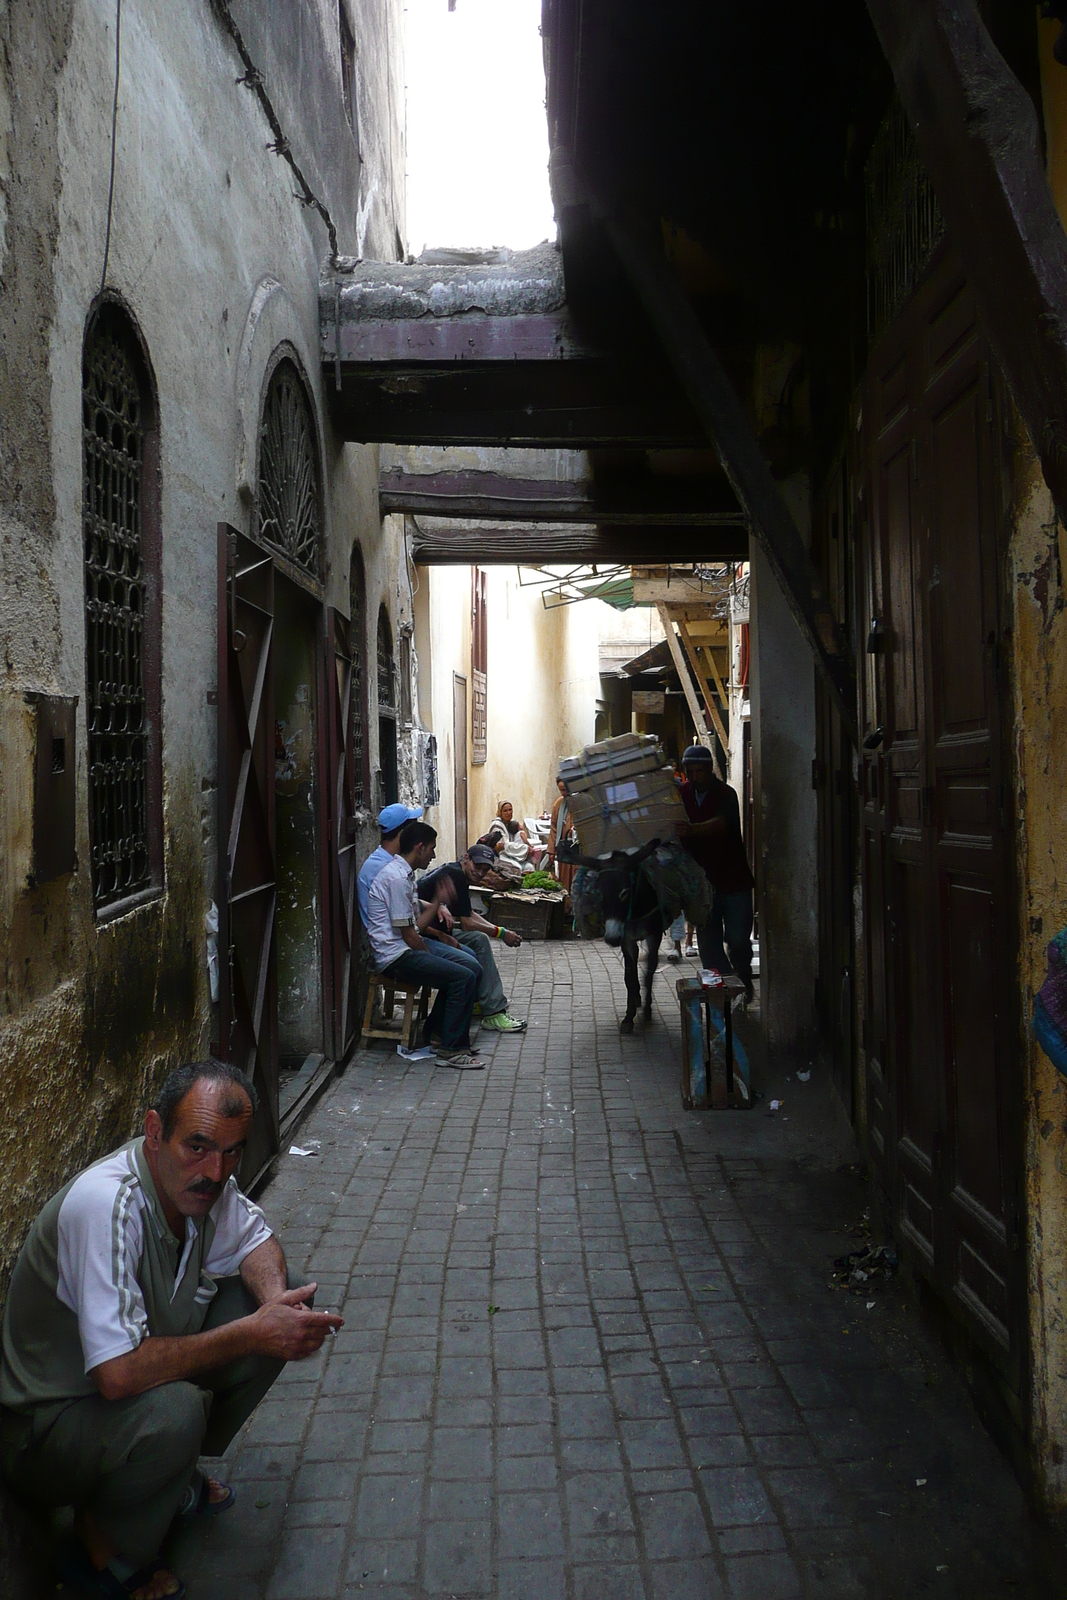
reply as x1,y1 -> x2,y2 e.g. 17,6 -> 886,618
416,565 -> 599,861
1010,439 -> 1067,1504
1016,19 -> 1067,1506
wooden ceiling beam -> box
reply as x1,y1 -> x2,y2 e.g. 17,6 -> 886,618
409,524 -> 748,566
379,466 -> 746,525
606,214 -> 857,744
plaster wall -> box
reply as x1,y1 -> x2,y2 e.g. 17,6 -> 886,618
1009,444 -> 1067,1506
1003,25 -> 1067,1507
415,564 -> 599,862
749,481 -> 818,1053
0,0 -> 405,1290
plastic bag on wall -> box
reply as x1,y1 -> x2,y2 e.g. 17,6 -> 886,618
1034,926 -> 1067,1075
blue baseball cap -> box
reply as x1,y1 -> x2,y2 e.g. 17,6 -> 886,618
378,802 -> 423,832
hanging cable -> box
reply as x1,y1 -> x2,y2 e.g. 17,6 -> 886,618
210,0 -> 346,268
99,0 -> 122,293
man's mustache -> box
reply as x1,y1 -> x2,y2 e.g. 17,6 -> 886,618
187,1178 -> 222,1196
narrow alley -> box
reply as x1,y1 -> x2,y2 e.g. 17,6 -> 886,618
164,945 -> 1064,1600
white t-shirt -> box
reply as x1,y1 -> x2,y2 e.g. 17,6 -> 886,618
365,854 -> 419,969
357,845 -> 393,926
0,1139 -> 273,1410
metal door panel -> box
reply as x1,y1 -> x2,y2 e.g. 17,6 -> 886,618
324,607 -> 358,1059
217,524 -> 278,1180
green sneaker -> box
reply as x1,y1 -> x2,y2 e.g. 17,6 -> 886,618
481,1012 -> 527,1033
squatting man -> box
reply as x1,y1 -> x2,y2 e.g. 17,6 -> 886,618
0,1058 -> 342,1600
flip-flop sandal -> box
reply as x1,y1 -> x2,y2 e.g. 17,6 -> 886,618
54,1542 -> 186,1599
434,1051 -> 484,1069
180,1474 -> 235,1517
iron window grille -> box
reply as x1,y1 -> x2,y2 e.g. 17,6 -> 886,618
377,607 -> 396,714
865,99 -> 945,344
256,357 -> 323,580
82,308 -> 161,911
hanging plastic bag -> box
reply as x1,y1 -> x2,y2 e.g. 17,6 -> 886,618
1034,926 -> 1067,1076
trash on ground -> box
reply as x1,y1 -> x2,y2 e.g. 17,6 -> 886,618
916,1477 -> 927,1487
288,1145 -> 317,1157
797,1069 -> 811,1082
830,1240 -> 899,1293
397,1044 -> 436,1060
769,1099 -> 782,1112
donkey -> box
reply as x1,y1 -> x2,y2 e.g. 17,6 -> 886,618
563,838 -> 664,1032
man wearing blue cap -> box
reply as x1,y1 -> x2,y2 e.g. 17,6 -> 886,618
357,803 -> 425,926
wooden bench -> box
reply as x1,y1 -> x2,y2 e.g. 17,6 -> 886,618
358,975 -> 431,1051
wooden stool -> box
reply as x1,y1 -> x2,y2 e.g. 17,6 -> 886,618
359,975 -> 431,1051
677,975 -> 749,1109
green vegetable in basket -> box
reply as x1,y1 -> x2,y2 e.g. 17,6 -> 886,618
519,869 -> 561,891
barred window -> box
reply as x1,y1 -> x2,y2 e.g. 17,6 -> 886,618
82,304 -> 162,912
377,607 -> 396,712
349,545 -> 368,808
256,356 -> 323,580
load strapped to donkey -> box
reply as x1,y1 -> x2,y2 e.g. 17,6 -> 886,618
558,734 -> 712,1030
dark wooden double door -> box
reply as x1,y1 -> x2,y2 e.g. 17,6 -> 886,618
860,254 -> 1022,1385
216,525 -> 362,1179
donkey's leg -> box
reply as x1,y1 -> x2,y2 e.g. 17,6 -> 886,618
642,919 -> 661,1022
620,938 -> 641,1033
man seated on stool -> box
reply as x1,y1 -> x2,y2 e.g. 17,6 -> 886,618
0,1058 -> 342,1600
418,843 -> 527,1034
366,820 -> 482,1069
356,801 -> 424,926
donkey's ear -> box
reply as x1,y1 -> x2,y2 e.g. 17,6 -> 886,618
558,842 -> 601,870
634,836 -> 661,863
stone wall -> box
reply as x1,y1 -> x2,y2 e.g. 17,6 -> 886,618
0,0 -> 406,1301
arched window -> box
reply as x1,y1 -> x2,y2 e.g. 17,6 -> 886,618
377,605 -> 398,806
349,546 -> 368,808
82,300 -> 163,913
255,355 -> 323,581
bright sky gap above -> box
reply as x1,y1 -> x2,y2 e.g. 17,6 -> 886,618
403,0 -> 558,255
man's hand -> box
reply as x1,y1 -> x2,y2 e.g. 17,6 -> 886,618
502,929 -> 522,948
438,904 -> 454,931
248,1285 -> 343,1360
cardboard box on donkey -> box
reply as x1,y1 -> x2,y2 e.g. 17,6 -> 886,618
558,733 -> 686,858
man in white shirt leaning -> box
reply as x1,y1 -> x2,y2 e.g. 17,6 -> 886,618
0,1058 -> 342,1600
365,820 -> 480,1067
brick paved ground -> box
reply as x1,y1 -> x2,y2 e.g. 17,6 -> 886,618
166,941 -> 1066,1600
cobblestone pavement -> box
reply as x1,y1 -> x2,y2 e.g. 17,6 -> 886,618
168,942 -> 1066,1600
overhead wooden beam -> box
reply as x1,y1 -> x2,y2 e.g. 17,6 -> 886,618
657,604 -> 721,775
409,523 -> 748,566
699,641 -> 730,710
675,615 -> 730,754
379,466 -> 746,525
606,216 -> 858,744
864,0 -> 1067,525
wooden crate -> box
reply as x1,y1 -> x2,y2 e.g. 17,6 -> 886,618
487,891 -> 561,940
677,975 -> 750,1109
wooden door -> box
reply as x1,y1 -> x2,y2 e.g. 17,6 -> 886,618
324,606 -> 359,1060
814,459 -> 857,1119
453,672 -> 468,853
217,524 -> 278,1180
859,255 -> 1021,1382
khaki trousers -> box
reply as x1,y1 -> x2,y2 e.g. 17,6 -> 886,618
0,1277 -> 283,1567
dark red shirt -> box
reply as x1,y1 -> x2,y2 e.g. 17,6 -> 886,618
679,777 -> 754,894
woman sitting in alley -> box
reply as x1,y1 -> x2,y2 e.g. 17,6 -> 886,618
485,801 -> 534,875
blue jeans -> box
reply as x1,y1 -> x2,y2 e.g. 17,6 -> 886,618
697,890 -> 753,989
384,946 -> 478,1048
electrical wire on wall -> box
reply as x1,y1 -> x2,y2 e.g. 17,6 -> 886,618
210,0 -> 349,269
100,0 -> 122,293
